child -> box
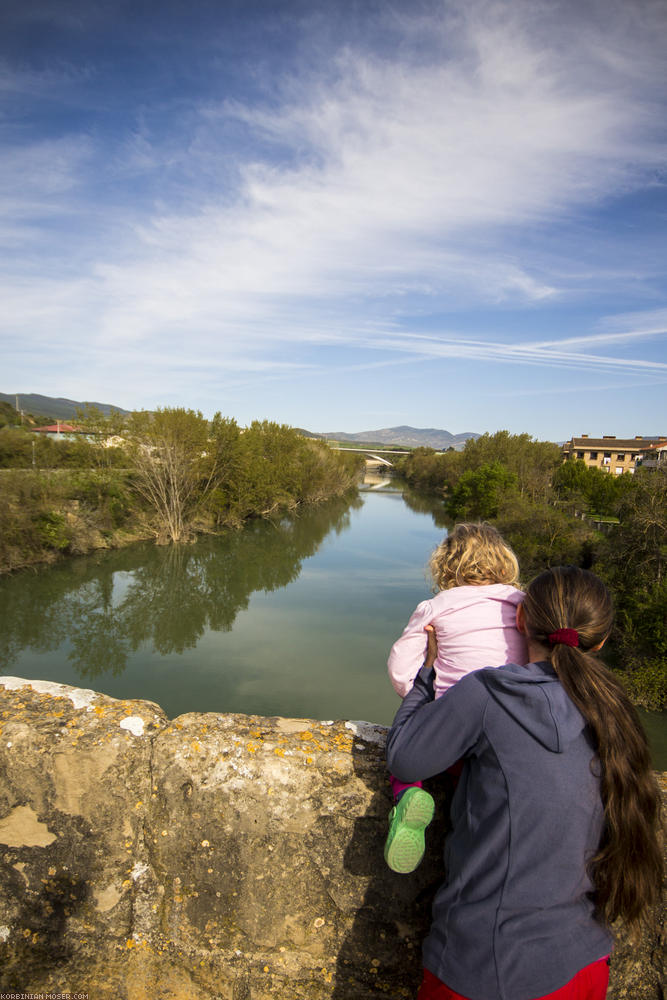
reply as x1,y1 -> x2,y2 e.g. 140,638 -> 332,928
384,522 -> 528,873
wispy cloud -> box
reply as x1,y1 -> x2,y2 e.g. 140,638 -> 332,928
359,330 -> 667,376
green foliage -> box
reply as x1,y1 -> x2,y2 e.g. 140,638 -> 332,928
397,447 -> 462,494
463,431 -> 561,500
0,471 -> 72,569
615,659 -> 667,712
593,468 -> 667,707
459,431 -> 561,501
553,459 -> 635,516
37,511 -> 71,550
0,402 -> 22,428
493,495 -> 597,581
0,401 -> 55,429
0,424 -> 125,471
208,420 -> 361,526
398,431 -> 560,505
68,470 -> 133,530
0,427 -> 34,466
446,462 -> 518,520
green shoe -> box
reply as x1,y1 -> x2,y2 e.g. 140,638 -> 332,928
384,787 -> 435,873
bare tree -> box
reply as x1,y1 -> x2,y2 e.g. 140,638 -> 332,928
124,408 -> 238,543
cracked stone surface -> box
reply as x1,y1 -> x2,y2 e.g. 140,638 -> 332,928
0,677 -> 664,999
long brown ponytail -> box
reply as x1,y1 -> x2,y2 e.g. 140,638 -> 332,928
522,566 -> 663,929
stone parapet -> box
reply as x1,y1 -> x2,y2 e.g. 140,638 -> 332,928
0,678 -> 663,999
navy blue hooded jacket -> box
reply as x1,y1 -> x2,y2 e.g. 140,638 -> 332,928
386,661 -> 612,1000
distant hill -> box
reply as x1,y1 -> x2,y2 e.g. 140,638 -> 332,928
1,394 -> 130,422
319,425 -> 480,450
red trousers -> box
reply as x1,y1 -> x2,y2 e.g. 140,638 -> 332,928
417,958 -> 610,1000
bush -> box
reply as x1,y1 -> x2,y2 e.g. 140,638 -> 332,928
37,511 -> 71,551
614,659 -> 667,712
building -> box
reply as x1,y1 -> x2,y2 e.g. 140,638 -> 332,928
561,435 -> 667,475
638,442 -> 667,470
31,422 -> 86,441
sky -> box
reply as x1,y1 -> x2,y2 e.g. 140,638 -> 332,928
2,0 -> 667,441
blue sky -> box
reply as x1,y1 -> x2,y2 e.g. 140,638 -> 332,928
2,0 -> 666,440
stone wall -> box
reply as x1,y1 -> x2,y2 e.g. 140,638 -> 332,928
0,677 -> 663,1000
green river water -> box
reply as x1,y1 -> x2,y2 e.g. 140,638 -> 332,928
0,484 -> 664,768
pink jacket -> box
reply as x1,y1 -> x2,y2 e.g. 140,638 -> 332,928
388,584 -> 528,699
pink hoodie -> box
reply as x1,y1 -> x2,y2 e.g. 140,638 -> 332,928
388,583 -> 528,699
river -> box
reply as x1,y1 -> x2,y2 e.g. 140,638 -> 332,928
0,483 -> 664,768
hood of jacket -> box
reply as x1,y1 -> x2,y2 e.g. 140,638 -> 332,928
482,660 -> 589,753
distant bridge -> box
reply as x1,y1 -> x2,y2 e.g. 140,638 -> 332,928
328,446 -> 410,468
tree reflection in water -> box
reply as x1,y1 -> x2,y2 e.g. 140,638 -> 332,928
0,495 -> 362,682
400,487 -> 451,530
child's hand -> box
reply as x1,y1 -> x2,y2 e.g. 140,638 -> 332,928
424,625 -> 438,669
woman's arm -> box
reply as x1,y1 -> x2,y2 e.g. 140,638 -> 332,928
386,668 -> 488,783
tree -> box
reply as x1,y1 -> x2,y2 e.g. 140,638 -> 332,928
206,421 -> 361,525
123,408 -> 236,543
446,462 -> 518,520
595,468 -> 667,708
460,432 -> 561,502
553,460 -> 635,517
494,495 -> 596,581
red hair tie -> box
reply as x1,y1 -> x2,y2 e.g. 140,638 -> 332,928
548,628 -> 579,648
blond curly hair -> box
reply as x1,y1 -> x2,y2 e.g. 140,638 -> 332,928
429,522 -> 520,592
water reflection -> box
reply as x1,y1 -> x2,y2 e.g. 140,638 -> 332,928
0,495 -> 361,682
400,487 -> 451,530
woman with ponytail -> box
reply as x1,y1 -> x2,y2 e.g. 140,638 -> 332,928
386,566 -> 662,1000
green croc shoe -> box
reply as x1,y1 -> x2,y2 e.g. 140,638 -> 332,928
384,787 -> 435,874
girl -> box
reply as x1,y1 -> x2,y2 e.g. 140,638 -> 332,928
385,522 -> 527,873
386,566 -> 663,1000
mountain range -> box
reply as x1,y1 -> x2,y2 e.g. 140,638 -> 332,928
2,395 -> 479,449
2,393 -> 129,421
320,425 -> 479,449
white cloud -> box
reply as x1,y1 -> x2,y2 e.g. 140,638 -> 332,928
1,0 -> 666,405
91,1 -> 663,318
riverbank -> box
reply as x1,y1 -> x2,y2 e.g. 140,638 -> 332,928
0,461 -> 363,575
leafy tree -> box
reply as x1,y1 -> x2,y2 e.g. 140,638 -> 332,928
494,495 -> 597,581
594,468 -> 667,708
552,459 -> 591,507
446,461 -> 518,520
460,431 -> 561,501
396,447 -> 463,495
207,421 -> 361,525
398,432 -> 560,504
553,460 -> 635,517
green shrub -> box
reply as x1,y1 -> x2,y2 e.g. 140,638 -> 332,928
613,659 -> 667,711
37,511 -> 71,551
